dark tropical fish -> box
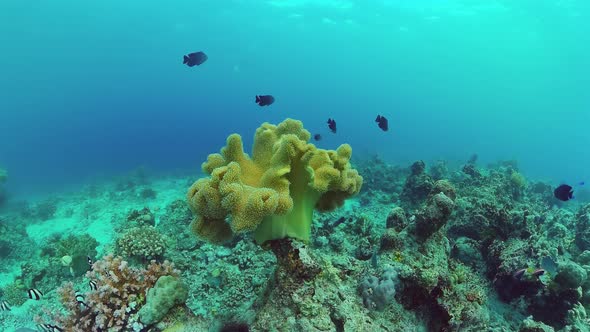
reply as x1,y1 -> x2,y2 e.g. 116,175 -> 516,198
255,95 -> 275,106
513,268 -> 526,280
554,184 -> 574,201
28,288 -> 43,300
375,115 -> 388,131
327,118 -> 337,133
89,280 -> 97,291
183,51 -> 208,67
1,300 -> 10,311
87,256 -> 93,268
313,134 -> 321,141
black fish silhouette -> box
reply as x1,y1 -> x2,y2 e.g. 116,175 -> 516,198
375,115 -> 389,131
554,184 -> 573,201
327,118 -> 337,133
183,51 -> 208,67
255,95 -> 275,106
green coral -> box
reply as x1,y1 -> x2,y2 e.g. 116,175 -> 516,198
1,279 -> 27,306
42,234 -> 99,276
117,226 -> 166,260
510,171 -> 526,189
138,275 -> 188,325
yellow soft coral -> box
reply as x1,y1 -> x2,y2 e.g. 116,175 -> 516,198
187,118 -> 362,244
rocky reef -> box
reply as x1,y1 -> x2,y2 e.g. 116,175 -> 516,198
1,121 -> 590,331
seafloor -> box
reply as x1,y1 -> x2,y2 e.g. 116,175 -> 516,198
1,133 -> 590,331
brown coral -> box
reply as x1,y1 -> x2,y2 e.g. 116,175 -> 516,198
40,255 -> 178,331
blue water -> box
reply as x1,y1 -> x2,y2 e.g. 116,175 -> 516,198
1,0 -> 589,197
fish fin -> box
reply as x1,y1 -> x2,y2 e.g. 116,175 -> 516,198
255,95 -> 260,103
183,55 -> 189,64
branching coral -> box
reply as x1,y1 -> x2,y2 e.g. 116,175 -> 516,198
40,255 -> 179,331
187,118 -> 363,244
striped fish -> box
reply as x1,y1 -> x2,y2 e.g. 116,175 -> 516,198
28,288 -> 43,300
0,300 -> 10,311
89,280 -> 97,291
75,291 -> 87,307
37,324 -> 63,332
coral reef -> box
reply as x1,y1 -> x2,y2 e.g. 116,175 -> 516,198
117,226 -> 167,261
401,160 -> 434,208
6,141 -> 590,331
359,266 -> 398,310
126,207 -> 156,227
39,255 -> 182,331
35,198 -> 58,221
42,234 -> 99,277
138,275 -> 188,325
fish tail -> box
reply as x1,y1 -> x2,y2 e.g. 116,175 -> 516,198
255,95 -> 260,103
183,55 -> 189,64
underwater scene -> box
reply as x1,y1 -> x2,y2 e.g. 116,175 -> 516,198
1,0 -> 590,331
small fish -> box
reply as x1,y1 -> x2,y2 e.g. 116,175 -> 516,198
375,115 -> 389,131
580,181 -> 585,186
37,324 -> 64,332
332,216 -> 347,228
513,268 -> 526,280
75,291 -> 87,307
183,51 -> 208,67
540,256 -> 558,275
327,118 -> 337,133
1,300 -> 10,311
28,288 -> 43,300
554,184 -> 574,201
87,256 -> 93,268
313,134 -> 322,141
89,280 -> 97,291
255,95 -> 275,106
531,269 -> 545,277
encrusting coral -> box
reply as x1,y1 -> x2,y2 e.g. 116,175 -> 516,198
39,255 -> 181,331
187,118 -> 363,245
117,226 -> 166,261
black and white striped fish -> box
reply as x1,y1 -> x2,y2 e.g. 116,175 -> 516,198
37,324 -> 64,332
0,300 -> 10,311
75,291 -> 87,307
28,288 -> 43,300
89,280 -> 97,291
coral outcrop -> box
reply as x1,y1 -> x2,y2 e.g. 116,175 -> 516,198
187,118 -> 362,244
40,255 -> 181,331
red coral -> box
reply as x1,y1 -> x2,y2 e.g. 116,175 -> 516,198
39,255 -> 178,331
